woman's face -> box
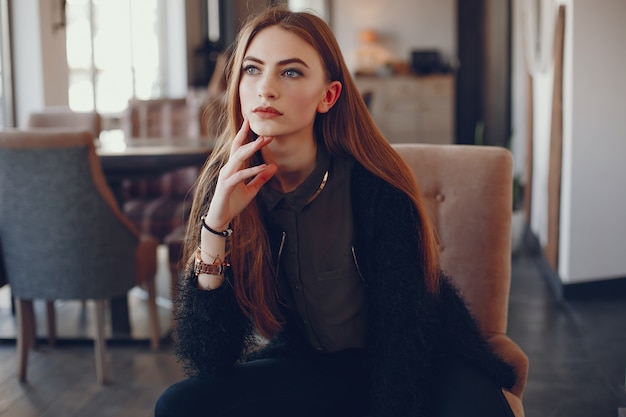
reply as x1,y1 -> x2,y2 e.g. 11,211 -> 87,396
239,25 -> 338,139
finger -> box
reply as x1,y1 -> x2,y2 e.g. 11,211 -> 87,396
245,163 -> 277,194
221,163 -> 272,189
220,120 -> 256,177
230,118 -> 250,152
226,136 -> 274,173
238,135 -> 274,159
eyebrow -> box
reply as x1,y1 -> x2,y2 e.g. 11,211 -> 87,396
243,56 -> 310,68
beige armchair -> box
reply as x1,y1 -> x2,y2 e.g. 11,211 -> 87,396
392,143 -> 528,417
163,143 -> 529,412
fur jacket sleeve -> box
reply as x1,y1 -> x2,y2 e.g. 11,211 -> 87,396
173,270 -> 254,377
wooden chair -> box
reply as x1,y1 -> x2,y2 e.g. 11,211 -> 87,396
120,97 -> 191,138
118,97 -> 205,244
27,106 -> 102,139
0,129 -> 161,384
393,143 -> 528,416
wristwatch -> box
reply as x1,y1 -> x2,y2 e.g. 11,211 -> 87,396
194,248 -> 229,276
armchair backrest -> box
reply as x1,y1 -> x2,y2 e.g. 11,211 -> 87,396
0,129 -> 139,300
392,144 -> 513,338
120,98 -> 190,138
27,106 -> 102,140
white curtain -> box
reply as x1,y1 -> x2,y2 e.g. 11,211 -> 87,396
521,0 -> 560,75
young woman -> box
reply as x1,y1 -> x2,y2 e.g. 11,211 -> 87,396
155,7 -> 517,417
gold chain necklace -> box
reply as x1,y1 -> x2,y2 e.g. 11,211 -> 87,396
305,170 -> 329,206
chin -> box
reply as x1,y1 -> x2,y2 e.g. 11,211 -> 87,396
249,121 -> 281,137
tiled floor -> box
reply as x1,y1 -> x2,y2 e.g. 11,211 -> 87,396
508,243 -> 626,417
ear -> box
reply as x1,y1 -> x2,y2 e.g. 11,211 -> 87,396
317,81 -> 342,113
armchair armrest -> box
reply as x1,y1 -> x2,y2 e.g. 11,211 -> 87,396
487,333 -> 529,398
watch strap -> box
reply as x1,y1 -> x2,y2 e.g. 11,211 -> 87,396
194,248 -> 229,276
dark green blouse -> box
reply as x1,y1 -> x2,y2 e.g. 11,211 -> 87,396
258,146 -> 367,351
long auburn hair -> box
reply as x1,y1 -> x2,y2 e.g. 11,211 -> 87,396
184,7 -> 440,339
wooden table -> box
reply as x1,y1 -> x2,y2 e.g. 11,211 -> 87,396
96,132 -> 215,334
98,137 -> 214,176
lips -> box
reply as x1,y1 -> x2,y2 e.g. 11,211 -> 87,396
253,106 -> 283,118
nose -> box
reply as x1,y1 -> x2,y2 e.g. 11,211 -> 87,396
257,74 -> 278,100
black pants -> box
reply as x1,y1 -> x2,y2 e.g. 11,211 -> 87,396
154,349 -> 515,417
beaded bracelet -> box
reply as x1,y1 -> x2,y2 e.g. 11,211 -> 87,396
201,215 -> 233,237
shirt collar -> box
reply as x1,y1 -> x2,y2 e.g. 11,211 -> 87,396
259,144 -> 331,212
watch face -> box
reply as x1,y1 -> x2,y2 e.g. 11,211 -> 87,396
194,248 -> 229,276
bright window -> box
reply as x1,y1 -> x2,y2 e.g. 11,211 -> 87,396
288,0 -> 330,22
0,0 -> 13,128
66,0 -> 164,114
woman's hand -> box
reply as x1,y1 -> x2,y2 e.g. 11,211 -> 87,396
204,119 -> 277,230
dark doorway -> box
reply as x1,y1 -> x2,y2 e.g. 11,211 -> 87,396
456,0 -> 512,148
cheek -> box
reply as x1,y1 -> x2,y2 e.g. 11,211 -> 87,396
289,89 -> 323,117
239,79 -> 254,110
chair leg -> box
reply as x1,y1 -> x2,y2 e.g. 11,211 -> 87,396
46,300 -> 57,347
29,306 -> 38,351
15,298 -> 35,382
93,300 -> 110,384
145,279 -> 160,351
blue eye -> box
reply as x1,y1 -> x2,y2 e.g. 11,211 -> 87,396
243,65 -> 260,75
283,69 -> 302,78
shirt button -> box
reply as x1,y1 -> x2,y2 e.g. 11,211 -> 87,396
295,285 -> 301,291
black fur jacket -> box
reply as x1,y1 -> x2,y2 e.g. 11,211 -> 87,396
173,161 -> 517,416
